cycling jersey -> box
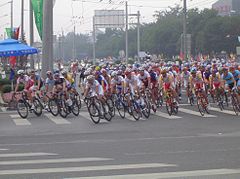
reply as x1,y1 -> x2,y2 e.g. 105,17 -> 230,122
86,80 -> 103,96
231,70 -> 240,82
222,72 -> 234,85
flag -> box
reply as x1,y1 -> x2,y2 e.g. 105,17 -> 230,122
13,27 -> 20,40
9,56 -> 17,68
238,36 -> 240,43
5,28 -> 12,38
31,0 -> 43,40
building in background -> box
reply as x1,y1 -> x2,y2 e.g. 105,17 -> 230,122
212,0 -> 240,16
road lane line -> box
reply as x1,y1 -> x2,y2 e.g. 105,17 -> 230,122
9,114 -> 20,118
0,149 -> 8,151
44,114 -> 71,124
0,163 -> 176,175
209,107 -> 237,115
12,118 -> 31,126
0,158 -> 113,165
0,153 -> 57,158
154,111 -> 182,119
1,107 -> 6,112
178,108 -> 216,118
65,168 -> 240,179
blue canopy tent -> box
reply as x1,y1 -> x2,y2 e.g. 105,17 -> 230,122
0,39 -> 38,57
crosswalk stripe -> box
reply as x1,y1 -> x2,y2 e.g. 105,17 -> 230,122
154,111 -> 182,119
0,157 -> 113,165
178,108 -> 216,118
209,107 -> 237,115
44,114 -> 71,124
9,114 -> 31,126
0,153 -> 57,158
0,149 -> 8,151
0,163 -> 176,175
1,107 -> 6,112
65,168 -> 240,179
79,111 -> 109,123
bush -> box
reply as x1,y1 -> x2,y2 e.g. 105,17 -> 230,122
2,84 -> 12,93
0,79 -> 11,85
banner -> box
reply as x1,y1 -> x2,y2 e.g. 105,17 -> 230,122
31,0 -> 43,40
5,27 -> 20,39
238,36 -> 240,43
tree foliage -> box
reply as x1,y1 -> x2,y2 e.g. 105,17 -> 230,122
55,7 -> 240,60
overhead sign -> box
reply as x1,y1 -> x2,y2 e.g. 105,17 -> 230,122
94,10 -> 125,28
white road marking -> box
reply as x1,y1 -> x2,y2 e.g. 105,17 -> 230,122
178,108 -> 216,118
0,153 -> 57,158
0,157 -> 113,165
209,107 -> 237,116
44,114 -> 71,124
154,111 -> 182,119
9,114 -> 31,126
1,107 -> 6,112
0,163 -> 176,175
65,168 -> 240,179
79,111 -> 109,123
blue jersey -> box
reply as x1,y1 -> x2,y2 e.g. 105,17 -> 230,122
222,72 -> 234,85
232,70 -> 240,81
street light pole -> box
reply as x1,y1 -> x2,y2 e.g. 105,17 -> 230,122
137,11 -> 140,62
29,0 -> 34,68
125,1 -> 128,63
10,0 -> 13,38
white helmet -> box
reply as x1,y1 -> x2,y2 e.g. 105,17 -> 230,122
111,71 -> 117,77
17,70 -> 24,75
87,75 -> 95,81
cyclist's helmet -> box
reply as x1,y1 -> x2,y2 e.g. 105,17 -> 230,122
61,70 -> 67,76
87,75 -> 95,81
17,70 -> 24,75
111,71 -> 117,77
191,67 -> 197,74
46,71 -> 52,75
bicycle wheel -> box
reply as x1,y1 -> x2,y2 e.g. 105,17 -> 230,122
59,100 -> 68,118
231,95 -> 239,116
166,99 -> 172,116
141,98 -> 151,118
102,102 -> 112,122
130,101 -> 141,121
106,98 -> 115,117
17,100 -> 28,119
217,96 -> 224,111
48,99 -> 59,116
72,99 -> 80,116
116,98 -> 125,119
88,102 -> 101,124
197,98 -> 205,116
32,97 -> 43,117
76,94 -> 82,109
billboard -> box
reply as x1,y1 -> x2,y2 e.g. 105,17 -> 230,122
94,10 -> 125,28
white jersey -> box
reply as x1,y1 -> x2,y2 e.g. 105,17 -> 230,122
111,76 -> 124,86
138,71 -> 150,81
86,80 -> 103,96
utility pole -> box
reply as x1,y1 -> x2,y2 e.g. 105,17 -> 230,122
29,0 -> 34,68
21,0 -> 24,41
42,0 -> 53,78
93,17 -> 96,65
183,0 -> 187,61
125,1 -> 128,63
137,11 -> 140,62
62,29 -> 65,61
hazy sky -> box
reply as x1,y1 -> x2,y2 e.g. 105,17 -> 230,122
0,0 -> 217,42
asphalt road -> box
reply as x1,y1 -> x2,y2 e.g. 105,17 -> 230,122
0,98 -> 240,179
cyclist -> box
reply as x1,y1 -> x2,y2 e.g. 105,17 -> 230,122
209,69 -> 223,102
138,67 -> 151,91
229,66 -> 240,84
15,70 -> 35,109
222,67 -> 236,91
181,67 -> 191,100
83,75 -> 104,102
110,71 -> 124,95
189,67 -> 208,105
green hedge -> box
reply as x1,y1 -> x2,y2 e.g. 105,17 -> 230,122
1,84 -> 24,93
0,79 -> 11,85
